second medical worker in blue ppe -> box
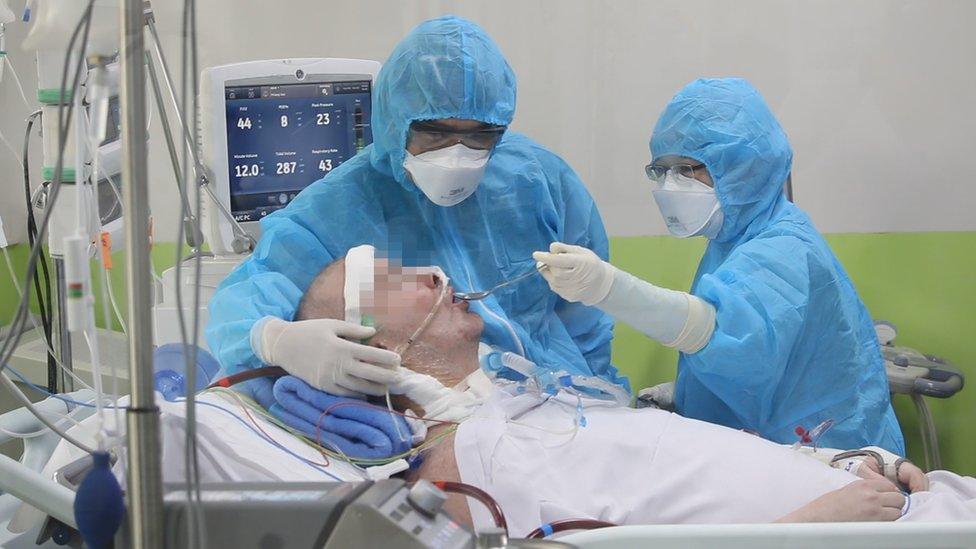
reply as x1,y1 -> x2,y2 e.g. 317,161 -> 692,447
206,15 -> 626,405
535,78 -> 904,454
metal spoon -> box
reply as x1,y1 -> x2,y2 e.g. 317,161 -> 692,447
453,264 -> 547,301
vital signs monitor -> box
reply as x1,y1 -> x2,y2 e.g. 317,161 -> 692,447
199,58 -> 380,254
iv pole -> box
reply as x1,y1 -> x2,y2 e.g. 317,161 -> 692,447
120,0 -> 164,545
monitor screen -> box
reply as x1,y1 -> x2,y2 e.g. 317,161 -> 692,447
97,176 -> 122,226
223,79 -> 372,222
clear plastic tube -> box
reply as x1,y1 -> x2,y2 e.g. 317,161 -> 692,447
2,247 -> 94,391
499,352 -> 535,376
498,351 -> 630,406
2,47 -> 33,109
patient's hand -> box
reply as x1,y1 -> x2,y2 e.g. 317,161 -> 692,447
859,457 -> 929,493
776,479 -> 906,523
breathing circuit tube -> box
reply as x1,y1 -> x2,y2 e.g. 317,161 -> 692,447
526,518 -> 617,539
430,480 -> 508,532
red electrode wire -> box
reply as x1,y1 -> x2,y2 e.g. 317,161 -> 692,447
526,518 -> 617,539
207,366 -> 288,389
431,480 -> 508,532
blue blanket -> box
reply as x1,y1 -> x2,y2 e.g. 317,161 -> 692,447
269,376 -> 412,460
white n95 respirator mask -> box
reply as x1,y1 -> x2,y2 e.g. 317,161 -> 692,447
652,173 -> 724,239
403,144 -> 490,207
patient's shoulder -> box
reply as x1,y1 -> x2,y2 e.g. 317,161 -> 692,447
410,427 -> 458,483
408,428 -> 473,527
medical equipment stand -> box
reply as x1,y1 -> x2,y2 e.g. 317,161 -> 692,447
881,342 -> 965,471
144,1 -> 254,255
143,4 -> 203,253
143,1 -> 254,350
53,261 -> 73,392
120,0 -> 164,545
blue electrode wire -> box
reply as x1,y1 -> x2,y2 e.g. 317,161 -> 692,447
4,365 -> 343,480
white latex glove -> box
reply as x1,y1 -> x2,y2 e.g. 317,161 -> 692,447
532,242 -> 614,306
253,317 -> 400,396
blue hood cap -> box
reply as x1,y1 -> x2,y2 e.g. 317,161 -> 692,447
370,15 -> 517,189
650,78 -> 793,242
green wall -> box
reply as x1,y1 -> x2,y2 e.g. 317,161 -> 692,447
0,243 -> 185,331
610,232 -> 976,476
2,233 -> 974,474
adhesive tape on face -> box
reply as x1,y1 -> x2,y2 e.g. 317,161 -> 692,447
412,265 -> 450,289
344,245 -> 375,326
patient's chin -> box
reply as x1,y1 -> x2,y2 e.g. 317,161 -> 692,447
461,312 -> 484,341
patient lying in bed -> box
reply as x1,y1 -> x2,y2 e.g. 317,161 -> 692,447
289,255 -> 976,536
37,255 -> 976,539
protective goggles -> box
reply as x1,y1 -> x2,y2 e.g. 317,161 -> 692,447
644,162 -> 707,188
407,120 -> 507,152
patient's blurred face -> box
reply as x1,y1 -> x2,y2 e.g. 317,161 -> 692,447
368,261 -> 484,350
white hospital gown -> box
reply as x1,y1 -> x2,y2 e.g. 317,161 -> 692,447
453,389 -> 976,537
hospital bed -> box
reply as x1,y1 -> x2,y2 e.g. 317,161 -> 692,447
561,522 -> 976,549
0,388 -> 476,548
2,388 -> 976,548
0,329 -> 969,548
0,391 -> 93,548
0,389 -> 569,548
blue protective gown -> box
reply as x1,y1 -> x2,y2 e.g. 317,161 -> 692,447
651,78 -> 904,454
205,16 -> 627,404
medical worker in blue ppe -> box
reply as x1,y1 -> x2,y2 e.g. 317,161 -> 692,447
205,15 -> 626,405
534,78 -> 904,454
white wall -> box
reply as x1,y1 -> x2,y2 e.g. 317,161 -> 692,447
0,21 -> 39,247
1,0 -> 973,244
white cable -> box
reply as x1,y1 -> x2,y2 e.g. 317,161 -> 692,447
105,273 -> 127,335
149,254 -> 171,291
4,55 -> 33,109
82,330 -> 108,449
88,113 -> 129,337
145,74 -> 153,131
84,76 -> 123,445
2,247 -> 95,391
93,233 -> 128,338
0,126 -> 20,164
99,263 -> 122,430
0,35 -> 31,161
99,172 -> 123,221
151,267 -> 166,288
0,371 -> 94,453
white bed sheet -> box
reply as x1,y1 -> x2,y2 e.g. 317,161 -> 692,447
454,389 -> 976,537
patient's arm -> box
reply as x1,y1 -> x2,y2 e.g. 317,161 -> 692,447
775,479 -> 906,523
405,427 -> 473,527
